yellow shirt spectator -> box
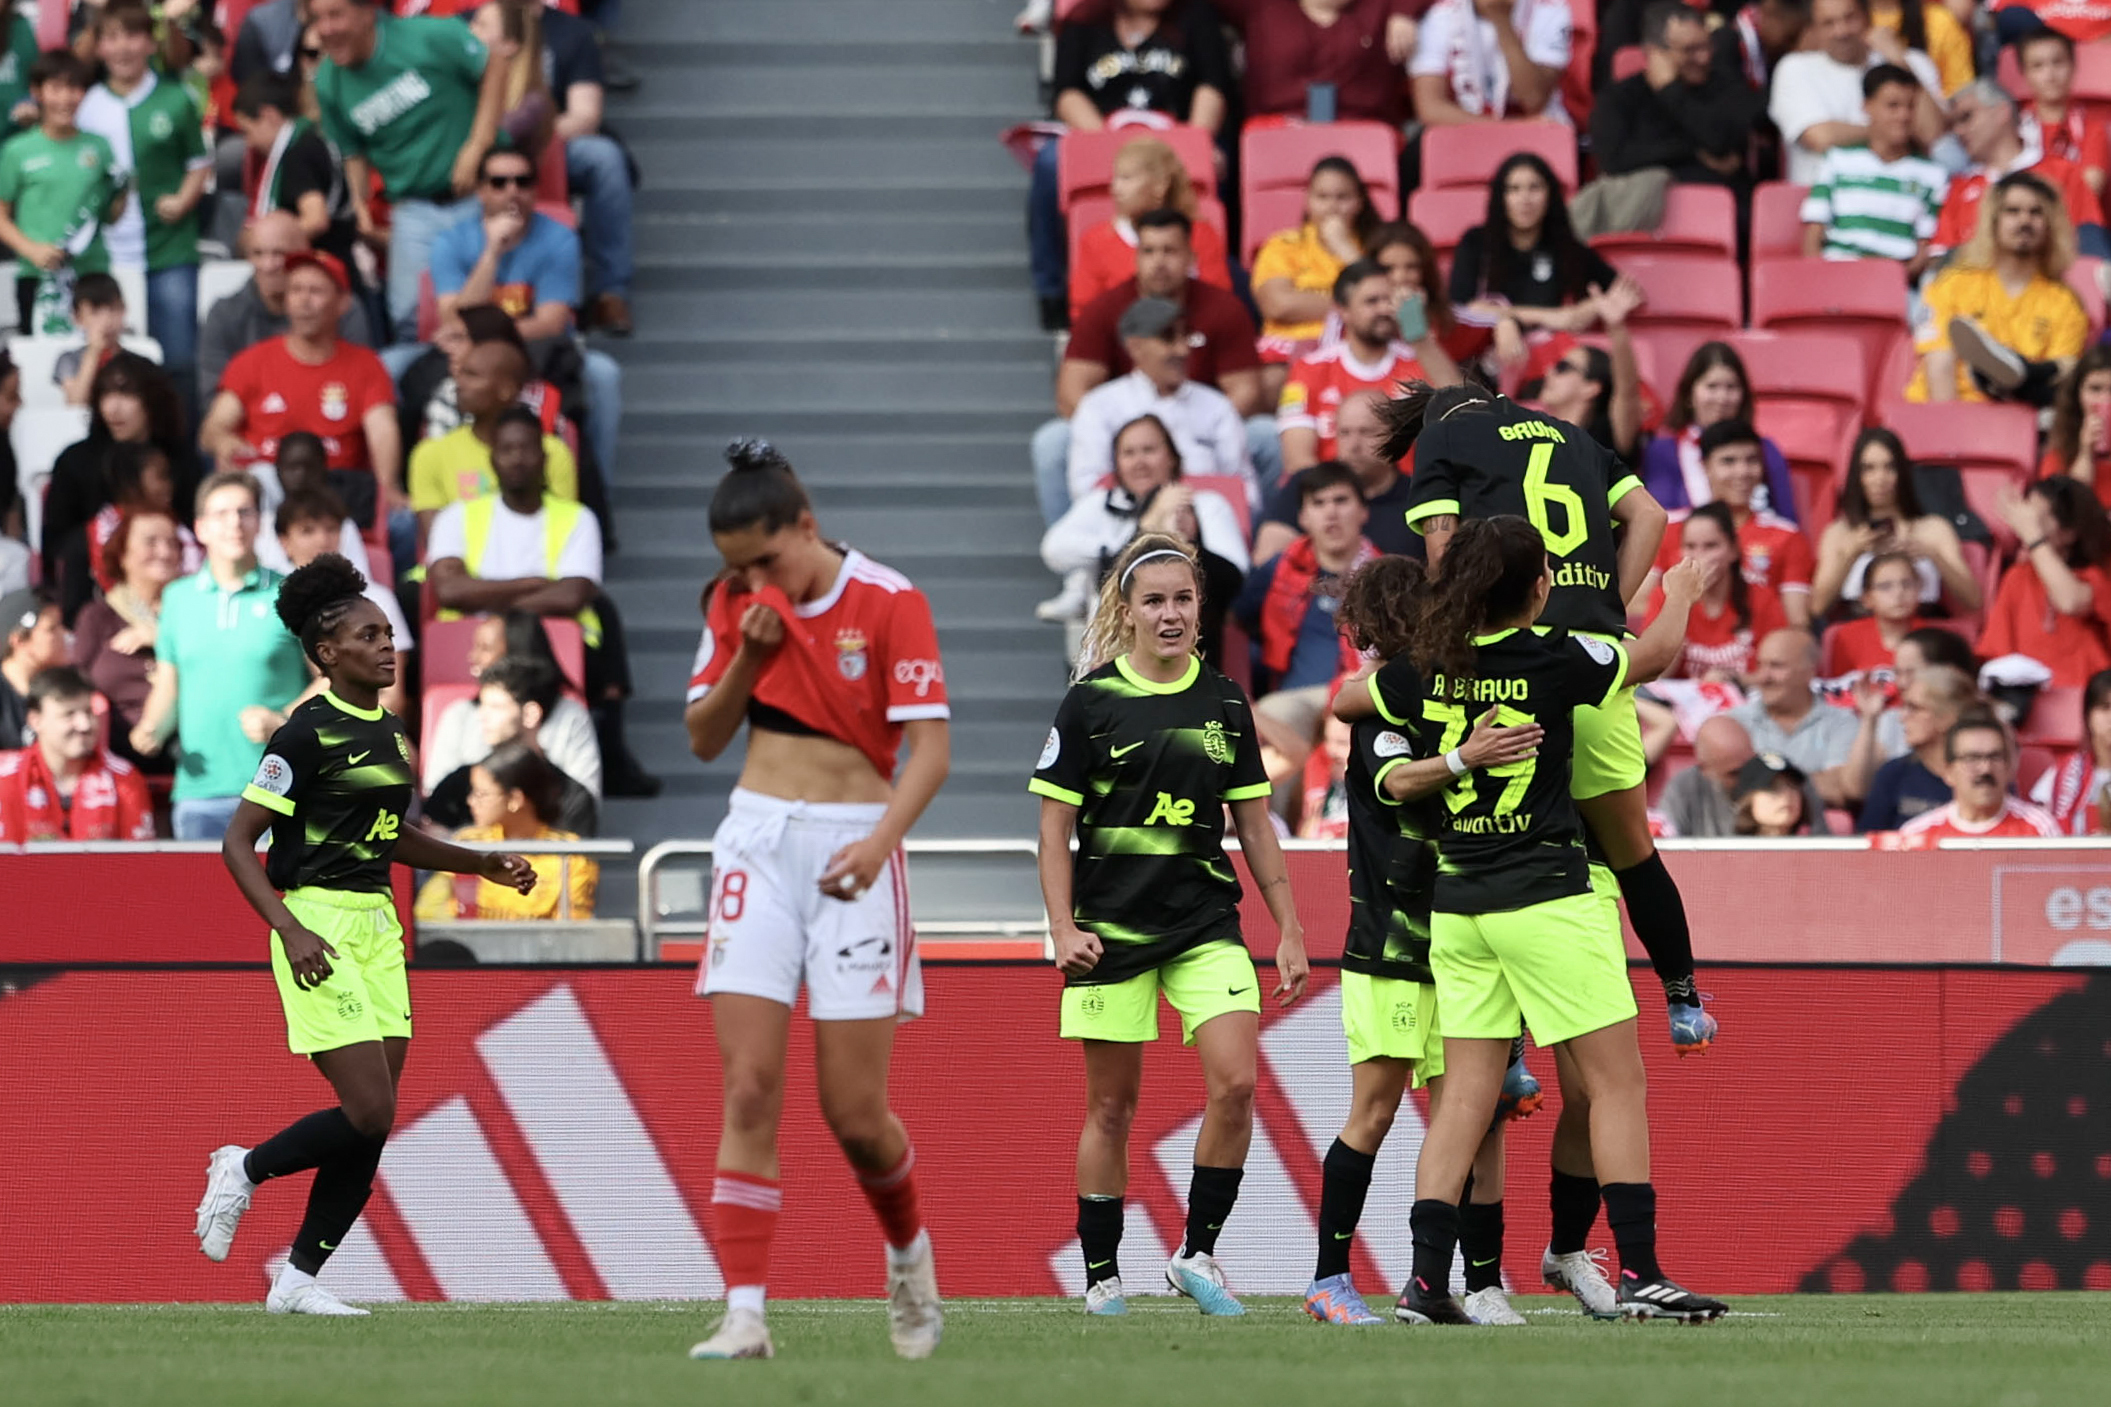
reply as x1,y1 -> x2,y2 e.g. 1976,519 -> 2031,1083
409,424 -> 578,514
1872,3 -> 1974,99
414,822 -> 599,920
1907,265 -> 2088,402
1250,223 -> 1349,347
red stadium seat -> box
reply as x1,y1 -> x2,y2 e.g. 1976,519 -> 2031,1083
1750,182 -> 1810,269
1241,120 -> 1400,228
1611,45 -> 1646,82
1749,258 -> 1910,413
1617,251 -> 1743,385
1562,0 -> 1599,131
2021,686 -> 2087,750
2017,744 -> 2058,800
1406,185 -> 1486,270
1420,119 -> 1579,193
1057,125 -> 1216,214
421,615 -> 587,693
535,137 -> 575,228
1185,474 -> 1253,541
1756,401 -> 1857,529
1592,184 -> 1738,260
2069,257 -> 2107,341
1725,330 -> 1869,428
1880,400 -> 2040,554
1241,188 -> 1326,263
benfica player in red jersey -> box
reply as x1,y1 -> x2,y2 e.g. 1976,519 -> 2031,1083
682,440 -> 951,1362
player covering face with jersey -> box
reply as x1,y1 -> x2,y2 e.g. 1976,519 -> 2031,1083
1032,534 -> 1309,1319
1387,516 -> 1726,1324
682,440 -> 950,1363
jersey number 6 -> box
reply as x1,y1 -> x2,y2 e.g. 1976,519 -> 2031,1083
1524,442 -> 1589,558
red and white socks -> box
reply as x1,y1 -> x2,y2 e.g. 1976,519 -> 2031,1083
857,1146 -> 925,1259
711,1171 -> 781,1315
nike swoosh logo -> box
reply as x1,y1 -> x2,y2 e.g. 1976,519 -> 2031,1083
1333,1232 -> 1354,1241
1471,1258 -> 1498,1267
1110,741 -> 1144,758
347,751 -> 370,765
318,1240 -> 335,1251
1087,1260 -> 1111,1269
1227,986 -> 1251,996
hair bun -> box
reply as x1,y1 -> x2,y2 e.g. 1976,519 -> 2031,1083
724,438 -> 791,475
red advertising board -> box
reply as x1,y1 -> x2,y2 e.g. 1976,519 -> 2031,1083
3,964 -> 2104,1304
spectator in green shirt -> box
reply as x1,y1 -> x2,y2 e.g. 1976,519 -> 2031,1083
0,9 -> 38,129
79,3 -> 212,404
311,0 -> 509,342
0,50 -> 126,334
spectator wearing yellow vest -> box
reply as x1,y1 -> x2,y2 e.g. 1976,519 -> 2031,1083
426,406 -> 601,625
408,339 -> 577,535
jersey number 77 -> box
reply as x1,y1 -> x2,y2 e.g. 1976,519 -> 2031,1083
1423,699 -> 1538,817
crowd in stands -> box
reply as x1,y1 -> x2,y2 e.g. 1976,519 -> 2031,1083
1022,0 -> 2111,839
0,0 -> 642,915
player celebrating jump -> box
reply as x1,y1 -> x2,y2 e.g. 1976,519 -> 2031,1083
1031,534 -> 1310,1318
1306,556 -> 1548,1328
194,554 -> 536,1315
1394,516 -> 1725,1324
683,441 -> 951,1362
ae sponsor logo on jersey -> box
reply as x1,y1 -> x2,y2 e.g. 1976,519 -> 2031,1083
1144,792 -> 1196,826
365,811 -> 402,842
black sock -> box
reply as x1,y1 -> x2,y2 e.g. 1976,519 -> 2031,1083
1601,1181 -> 1663,1283
1549,1169 -> 1601,1255
1077,1195 -> 1123,1288
286,1131 -> 387,1275
1314,1139 -> 1376,1280
1182,1165 -> 1243,1258
1613,853 -> 1697,1005
245,1107 -> 369,1185
1461,1199 -> 1505,1292
1408,1198 -> 1460,1294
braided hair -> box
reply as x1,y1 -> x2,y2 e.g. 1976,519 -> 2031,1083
275,552 -> 369,668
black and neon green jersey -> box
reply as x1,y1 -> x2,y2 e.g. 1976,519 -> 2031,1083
1404,398 -> 1640,639
1372,630 -> 1627,916
242,691 -> 414,894
1343,658 -> 1442,982
1029,654 -> 1273,985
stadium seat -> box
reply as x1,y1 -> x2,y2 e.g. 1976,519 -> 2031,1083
2021,686 -> 2086,750
1726,330 -> 1869,429
1420,119 -> 1578,193
1880,400 -> 2040,554
1405,185 -> 1485,268
11,404 -> 90,551
1240,120 -> 1400,231
536,137 -> 576,228
1749,258 -> 1910,413
1056,125 -> 1216,214
2068,257 -> 2107,341
2017,744 -> 2058,800
1750,182 -> 1810,269
197,259 -> 254,328
8,335 -> 164,414
1755,401 -> 1857,529
1591,184 -> 1738,260
419,682 -> 479,758
1616,251 -> 1743,386
1610,45 -> 1645,81
1185,474 -> 1253,541
421,615 -> 587,693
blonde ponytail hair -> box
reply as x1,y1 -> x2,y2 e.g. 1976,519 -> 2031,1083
1114,138 -> 1200,220
1075,533 -> 1204,681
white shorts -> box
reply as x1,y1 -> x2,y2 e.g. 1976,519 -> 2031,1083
695,788 -> 924,1021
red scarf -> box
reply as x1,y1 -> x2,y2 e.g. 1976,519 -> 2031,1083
1733,7 -> 1768,89
2046,751 -> 2106,836
0,745 -> 154,842
1260,536 -> 1376,676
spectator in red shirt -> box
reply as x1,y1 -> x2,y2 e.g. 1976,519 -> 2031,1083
200,249 -> 400,540
1931,79 -> 2105,260
1993,1 -> 2111,57
2041,346 -> 2111,513
1278,259 -> 1460,474
1068,136 -> 1232,324
1645,501 -> 1791,681
1215,0 -> 1423,129
1896,716 -> 2062,838
0,665 -> 155,841
2015,29 -> 2109,219
1644,419 -> 1815,625
2031,665 -> 2111,833
1983,476 -> 2111,687
1822,551 -> 1929,678
1813,426 -> 1981,618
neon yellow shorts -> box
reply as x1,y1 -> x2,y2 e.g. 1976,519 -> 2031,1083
1431,878 -> 1635,1048
269,887 -> 411,1056
1572,684 -> 1647,800
1060,939 -> 1260,1045
1339,971 -> 1443,1085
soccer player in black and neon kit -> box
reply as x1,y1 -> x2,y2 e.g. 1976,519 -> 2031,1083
1032,533 -> 1311,1318
1304,556 -> 1550,1328
1391,516 -> 1725,1324
192,554 -> 535,1315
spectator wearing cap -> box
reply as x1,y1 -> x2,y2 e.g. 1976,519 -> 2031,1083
1768,0 -> 1944,188
197,211 -> 376,407
1591,2 -> 1760,195
0,664 -> 156,841
310,0 -> 509,342
1732,753 -> 1817,835
1933,78 -> 2103,260
537,0 -> 637,336
1277,259 -> 1458,478
1726,627 -> 1870,807
1255,390 -> 1424,562
430,143 -> 624,496
0,588 -> 69,750
1895,717 -> 2062,839
408,338 -> 578,533
1798,65 -> 1946,278
130,471 -> 313,841
199,246 -> 403,550
1856,665 -> 1979,831
1411,0 -> 1575,131
232,73 -> 363,285
422,657 -> 599,837
1055,296 -> 1255,524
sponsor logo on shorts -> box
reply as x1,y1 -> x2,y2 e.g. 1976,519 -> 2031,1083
1201,720 -> 1232,765
834,935 -> 893,975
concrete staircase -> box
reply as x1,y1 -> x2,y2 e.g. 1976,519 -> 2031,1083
594,0 -> 1061,912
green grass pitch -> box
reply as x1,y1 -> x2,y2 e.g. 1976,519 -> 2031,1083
6,1295 -> 2106,1407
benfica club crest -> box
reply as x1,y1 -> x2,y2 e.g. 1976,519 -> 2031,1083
834,628 -> 869,681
